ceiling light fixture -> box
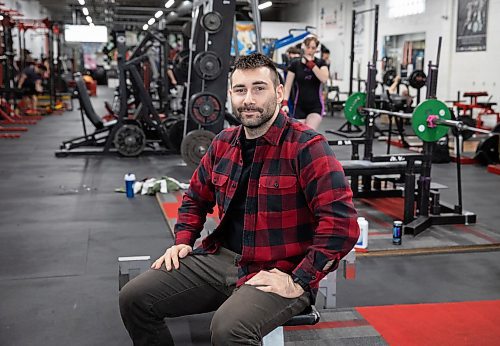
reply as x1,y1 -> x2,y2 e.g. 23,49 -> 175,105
165,0 -> 175,9
148,17 -> 155,25
78,0 -> 85,5
82,7 -> 89,16
155,10 -> 163,18
86,16 -> 92,23
258,1 -> 272,10
143,24 -> 149,30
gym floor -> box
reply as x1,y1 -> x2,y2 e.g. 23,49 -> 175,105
1,86 -> 499,345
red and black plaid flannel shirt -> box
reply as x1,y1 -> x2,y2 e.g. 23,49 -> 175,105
175,112 -> 359,301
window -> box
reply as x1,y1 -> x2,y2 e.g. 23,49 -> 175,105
387,0 -> 425,18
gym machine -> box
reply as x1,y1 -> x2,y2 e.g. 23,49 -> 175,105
56,0 -> 239,165
176,0 -> 237,168
55,29 -> 173,157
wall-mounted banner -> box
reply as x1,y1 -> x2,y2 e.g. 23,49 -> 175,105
456,0 -> 488,52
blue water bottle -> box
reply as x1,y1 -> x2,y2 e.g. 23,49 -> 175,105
125,173 -> 136,198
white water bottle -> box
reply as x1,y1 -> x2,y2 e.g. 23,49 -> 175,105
356,217 -> 369,249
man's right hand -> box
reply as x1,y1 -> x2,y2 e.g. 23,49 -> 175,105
151,244 -> 193,271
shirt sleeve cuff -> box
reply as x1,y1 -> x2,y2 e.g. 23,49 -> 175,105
291,272 -> 311,292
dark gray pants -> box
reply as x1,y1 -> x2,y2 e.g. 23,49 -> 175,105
119,247 -> 310,345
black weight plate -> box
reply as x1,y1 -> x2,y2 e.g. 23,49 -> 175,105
193,51 -> 222,81
451,115 -> 476,141
188,92 -> 223,126
408,70 -> 427,89
201,11 -> 223,34
474,134 -> 500,165
181,129 -> 216,170
113,124 -> 146,157
383,69 -> 397,87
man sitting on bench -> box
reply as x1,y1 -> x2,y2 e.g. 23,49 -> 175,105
119,53 -> 359,346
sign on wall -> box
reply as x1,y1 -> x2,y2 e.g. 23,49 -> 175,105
456,0 -> 488,52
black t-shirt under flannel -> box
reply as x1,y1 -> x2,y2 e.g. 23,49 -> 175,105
219,135 -> 257,254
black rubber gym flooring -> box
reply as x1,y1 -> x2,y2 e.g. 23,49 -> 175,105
0,86 -> 499,345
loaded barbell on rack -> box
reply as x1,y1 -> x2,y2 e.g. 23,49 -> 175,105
382,69 -> 427,89
344,93 -> 491,142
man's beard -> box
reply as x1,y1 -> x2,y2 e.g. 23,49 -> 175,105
233,97 -> 277,129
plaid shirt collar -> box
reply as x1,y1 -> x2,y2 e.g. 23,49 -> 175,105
232,111 -> 288,147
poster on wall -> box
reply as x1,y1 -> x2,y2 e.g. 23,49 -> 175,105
232,22 -> 256,56
319,2 -> 344,39
456,0 -> 488,52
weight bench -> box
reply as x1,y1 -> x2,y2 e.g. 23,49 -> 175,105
74,74 -> 116,130
118,253 -> 355,345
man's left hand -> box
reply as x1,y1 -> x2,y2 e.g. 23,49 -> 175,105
245,268 -> 305,298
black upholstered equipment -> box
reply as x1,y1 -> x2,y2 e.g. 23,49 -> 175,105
74,75 -> 104,130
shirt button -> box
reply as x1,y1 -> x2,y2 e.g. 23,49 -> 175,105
232,183 -> 236,188
311,275 -> 316,280
274,182 -> 279,188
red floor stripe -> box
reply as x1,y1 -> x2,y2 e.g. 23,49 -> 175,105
487,164 -> 500,175
360,197 -> 405,221
454,224 -> 498,244
161,191 -> 218,220
284,319 -> 369,331
362,212 -> 393,229
356,300 -> 500,346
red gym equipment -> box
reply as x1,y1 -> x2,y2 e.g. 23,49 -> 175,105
453,91 -> 500,130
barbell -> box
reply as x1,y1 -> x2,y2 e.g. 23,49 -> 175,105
382,69 -> 427,89
344,92 -> 491,142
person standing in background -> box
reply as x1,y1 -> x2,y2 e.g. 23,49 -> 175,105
282,36 -> 329,130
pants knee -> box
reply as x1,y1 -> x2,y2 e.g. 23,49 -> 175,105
119,280 -> 149,320
210,310 -> 260,346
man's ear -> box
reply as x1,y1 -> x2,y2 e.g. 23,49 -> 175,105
276,84 -> 284,102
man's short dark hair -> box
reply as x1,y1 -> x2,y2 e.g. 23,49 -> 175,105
231,53 -> 280,87
286,46 -> 301,55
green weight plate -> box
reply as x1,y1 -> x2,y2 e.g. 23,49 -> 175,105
344,92 -> 366,126
412,99 -> 452,142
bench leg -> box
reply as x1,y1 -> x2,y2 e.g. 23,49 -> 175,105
262,326 -> 284,346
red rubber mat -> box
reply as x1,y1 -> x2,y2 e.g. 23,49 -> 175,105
487,164 -> 500,175
356,300 -> 500,345
359,197 -> 405,221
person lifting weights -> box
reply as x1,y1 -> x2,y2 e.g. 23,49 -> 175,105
17,62 -> 47,113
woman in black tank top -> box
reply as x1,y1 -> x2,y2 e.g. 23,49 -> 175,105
281,36 -> 330,130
